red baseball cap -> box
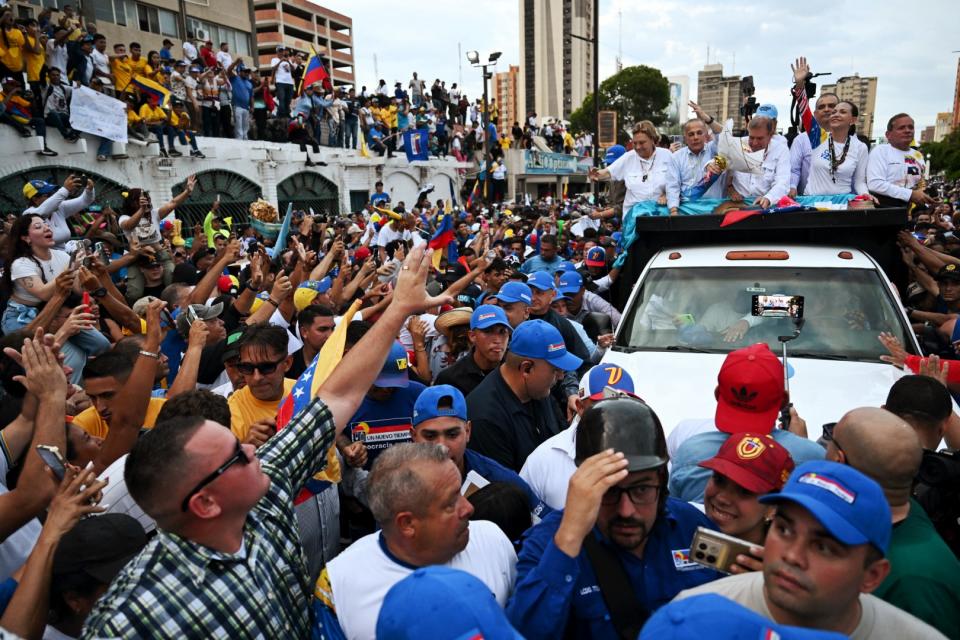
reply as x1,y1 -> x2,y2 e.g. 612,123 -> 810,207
714,343 -> 784,434
354,246 -> 371,261
699,432 -> 795,494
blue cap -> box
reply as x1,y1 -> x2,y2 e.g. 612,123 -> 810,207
756,103 -> 778,120
299,277 -> 332,294
585,246 -> 607,267
509,320 -> 583,371
526,271 -> 556,292
494,282 -> 532,305
760,460 -> 892,554
611,231 -> 622,243
376,566 -> 524,640
374,342 -> 410,388
412,384 -> 467,427
641,594 -> 848,640
470,304 -> 511,331
579,364 -> 635,400
557,271 -> 584,295
557,260 -> 577,272
604,144 -> 626,165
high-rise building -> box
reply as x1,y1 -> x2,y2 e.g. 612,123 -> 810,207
920,126 -> 936,144
253,0 -> 355,87
518,0 -> 594,123
820,74 -> 877,140
8,0 -> 254,64
664,75 -> 691,134
696,64 -> 744,132
952,58 -> 960,132
934,112 -> 953,143
495,65 -> 520,132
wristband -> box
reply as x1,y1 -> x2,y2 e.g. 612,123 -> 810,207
267,298 -> 281,307
244,280 -> 261,293
138,349 -> 160,359
90,287 -> 108,298
705,115 -> 714,124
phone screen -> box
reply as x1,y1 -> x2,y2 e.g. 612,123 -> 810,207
36,445 -> 66,481
751,294 -> 804,319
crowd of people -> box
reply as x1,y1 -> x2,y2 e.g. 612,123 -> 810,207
0,32 -> 960,640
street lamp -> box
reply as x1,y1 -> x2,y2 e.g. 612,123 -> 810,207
466,49 -> 502,206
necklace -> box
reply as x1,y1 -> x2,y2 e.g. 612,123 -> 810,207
640,153 -> 656,182
828,133 -> 851,183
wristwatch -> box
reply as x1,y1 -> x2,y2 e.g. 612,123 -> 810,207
90,287 -> 108,298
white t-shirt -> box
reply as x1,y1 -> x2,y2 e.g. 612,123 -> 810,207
667,418 -> 716,461
520,425 -> 577,511
215,50 -> 233,69
804,135 -> 869,196
272,59 -> 293,85
323,520 -> 516,640
182,41 -> 198,61
91,49 -> 111,85
119,207 -> 162,246
607,147 -> 674,214
866,144 -> 926,203
45,40 -> 68,75
675,571 -> 947,640
184,75 -> 198,103
10,250 -> 71,305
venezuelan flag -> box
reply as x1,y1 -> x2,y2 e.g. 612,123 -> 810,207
6,96 -> 33,124
131,74 -> 170,107
465,179 -> 480,209
428,212 -> 458,270
299,46 -> 332,95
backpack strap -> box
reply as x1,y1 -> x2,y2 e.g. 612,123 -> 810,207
582,533 -> 649,639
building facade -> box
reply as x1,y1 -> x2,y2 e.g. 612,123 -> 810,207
934,111 -> 953,143
495,65 -> 520,132
518,0 -> 594,124
920,125 -> 936,144
664,75 -> 691,134
696,64 -> 744,132
821,74 -> 877,140
8,0 -> 254,63
253,0 -> 355,87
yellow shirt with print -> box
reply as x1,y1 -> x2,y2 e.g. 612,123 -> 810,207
0,27 -> 25,72
112,57 -> 133,92
23,34 -> 44,82
73,397 -> 167,439
229,379 -> 296,442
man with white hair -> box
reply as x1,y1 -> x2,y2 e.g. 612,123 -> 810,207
726,115 -> 791,209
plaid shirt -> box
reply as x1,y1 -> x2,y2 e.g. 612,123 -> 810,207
82,398 -> 336,639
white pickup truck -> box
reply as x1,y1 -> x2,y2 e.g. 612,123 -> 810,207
603,210 -> 917,442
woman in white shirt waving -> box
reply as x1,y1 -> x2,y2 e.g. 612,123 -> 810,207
804,101 -> 872,198
588,120 -> 674,216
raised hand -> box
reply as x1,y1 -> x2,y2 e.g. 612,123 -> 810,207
878,332 -> 908,368
791,56 -> 810,86
389,244 -> 453,316
4,332 -> 67,399
40,464 -> 108,542
554,450 -> 628,557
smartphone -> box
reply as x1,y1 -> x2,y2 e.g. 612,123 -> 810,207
690,527 -> 760,574
82,291 -> 91,309
36,444 -> 67,481
94,241 -> 111,265
751,294 -> 804,319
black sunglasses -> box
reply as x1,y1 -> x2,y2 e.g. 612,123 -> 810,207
180,439 -> 251,512
236,357 -> 286,376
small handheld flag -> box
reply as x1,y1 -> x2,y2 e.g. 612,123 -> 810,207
299,46 -> 332,95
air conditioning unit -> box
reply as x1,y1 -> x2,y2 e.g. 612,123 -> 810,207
195,28 -> 209,41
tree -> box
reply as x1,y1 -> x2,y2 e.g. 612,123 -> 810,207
922,129 -> 960,181
569,65 -> 671,142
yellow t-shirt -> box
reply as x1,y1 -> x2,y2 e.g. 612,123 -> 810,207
170,109 -> 193,130
73,397 -> 167,439
129,56 -> 149,78
23,34 -> 44,82
229,379 -> 295,442
139,103 -> 167,124
0,27 -> 25,72
127,108 -> 143,126
112,57 -> 133,93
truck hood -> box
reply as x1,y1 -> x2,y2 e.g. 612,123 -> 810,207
601,350 -> 905,443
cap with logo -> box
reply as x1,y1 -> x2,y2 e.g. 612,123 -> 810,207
23,179 -> 59,200
579,364 -> 635,400
699,432 -> 795,494
604,144 -> 626,165
221,328 -> 246,363
526,271 -> 556,292
936,263 -> 960,282
557,260 -> 577,273
494,281 -> 533,305
470,304 -> 511,331
557,270 -> 584,296
412,384 -> 467,427
52,513 -> 148,583
217,274 -> 239,296
585,246 -> 607,267
249,290 -> 271,314
376,566 -> 524,640
293,277 -> 332,311
640,593 -> 848,640
509,319 -> 583,371
756,103 -> 778,120
715,343 -> 785,434
760,460 -> 892,554
375,341 -> 410,388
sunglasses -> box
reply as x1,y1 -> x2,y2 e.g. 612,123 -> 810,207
180,439 -> 251,511
236,356 -> 286,376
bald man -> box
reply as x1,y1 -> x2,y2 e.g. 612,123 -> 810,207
827,408 -> 960,639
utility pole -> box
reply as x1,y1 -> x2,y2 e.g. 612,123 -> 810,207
616,10 -> 622,72
571,0 -> 600,200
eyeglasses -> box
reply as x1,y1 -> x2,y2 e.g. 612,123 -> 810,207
236,356 -> 286,375
601,483 -> 661,506
180,439 -> 251,511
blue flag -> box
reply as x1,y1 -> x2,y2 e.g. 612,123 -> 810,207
403,129 -> 429,162
273,203 -> 294,254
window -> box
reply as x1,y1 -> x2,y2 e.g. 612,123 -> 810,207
138,4 -> 159,33
159,10 -> 178,37
92,0 -> 178,35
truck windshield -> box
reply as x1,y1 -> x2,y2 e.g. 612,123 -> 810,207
616,267 -> 915,361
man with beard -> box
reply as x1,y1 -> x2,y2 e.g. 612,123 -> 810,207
675,461 -> 946,640
506,397 -> 719,639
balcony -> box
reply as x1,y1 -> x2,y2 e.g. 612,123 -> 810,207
254,8 -> 280,23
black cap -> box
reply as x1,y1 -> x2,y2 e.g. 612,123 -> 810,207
221,327 -> 245,363
937,264 -> 960,282
575,397 -> 668,472
52,514 -> 147,583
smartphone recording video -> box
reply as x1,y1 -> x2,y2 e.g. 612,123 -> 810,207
751,294 -> 804,319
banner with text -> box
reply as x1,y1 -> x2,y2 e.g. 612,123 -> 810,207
69,87 -> 128,144
523,150 -> 583,175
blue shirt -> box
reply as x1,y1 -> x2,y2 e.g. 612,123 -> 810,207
506,499 -> 721,640
669,430 -> 826,502
370,190 -> 389,205
230,76 -> 252,108
519,254 -> 563,275
159,48 -> 173,61
346,382 -> 426,468
463,449 -> 551,522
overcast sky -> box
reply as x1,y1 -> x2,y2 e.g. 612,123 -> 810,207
322,0 -> 958,137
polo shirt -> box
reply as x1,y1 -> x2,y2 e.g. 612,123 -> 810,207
434,349 -> 492,396
520,425 -> 577,510
505,499 -> 721,640
872,499 -> 960,639
346,382 -> 426,469
466,367 -> 564,472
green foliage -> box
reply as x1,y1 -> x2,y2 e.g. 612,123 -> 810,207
922,129 -> 960,181
570,65 -> 671,142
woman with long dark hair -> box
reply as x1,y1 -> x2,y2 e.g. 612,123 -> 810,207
804,100 -> 873,198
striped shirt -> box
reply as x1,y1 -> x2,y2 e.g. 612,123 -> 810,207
81,398 -> 336,639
